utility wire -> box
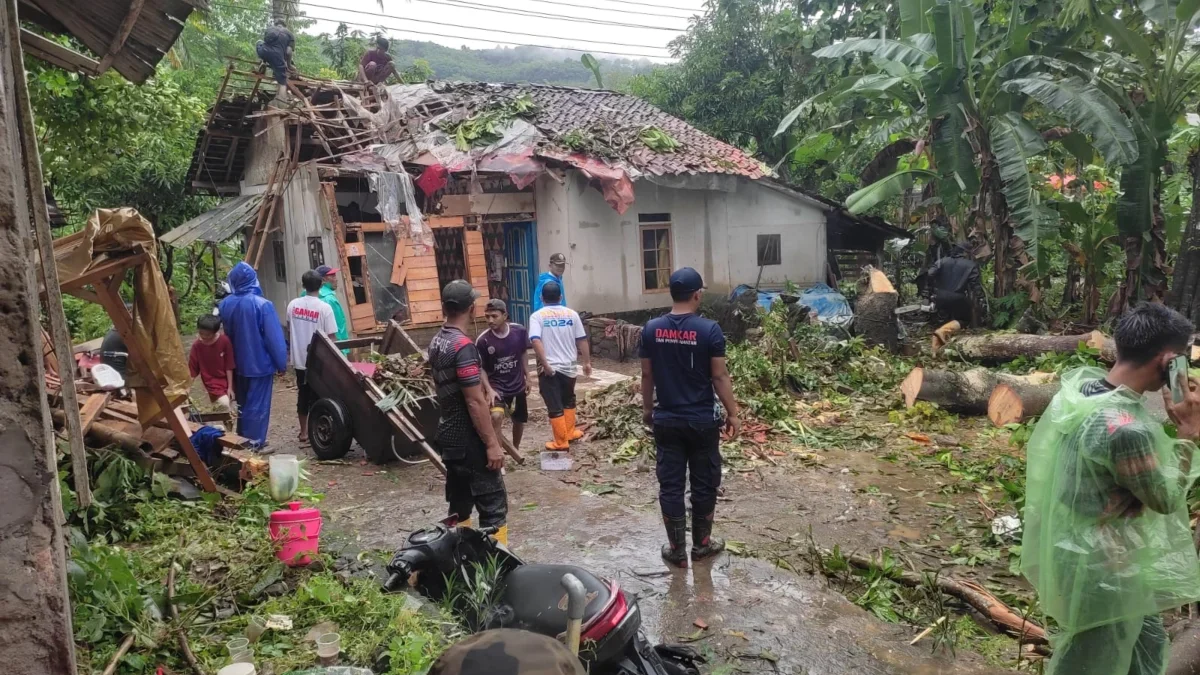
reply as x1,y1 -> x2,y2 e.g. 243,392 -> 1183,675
211,3 -> 674,58
279,0 -> 676,47
577,0 -> 702,13
284,0 -> 687,32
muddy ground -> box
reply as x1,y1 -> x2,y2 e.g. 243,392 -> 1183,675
235,358 -> 1026,674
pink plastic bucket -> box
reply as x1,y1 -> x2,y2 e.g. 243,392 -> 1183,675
269,501 -> 322,566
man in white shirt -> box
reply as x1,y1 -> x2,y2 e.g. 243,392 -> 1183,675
528,280 -> 591,450
287,270 -> 339,443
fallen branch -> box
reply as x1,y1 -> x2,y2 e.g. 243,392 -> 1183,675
841,551 -> 1048,644
100,634 -> 136,675
909,615 -> 946,645
167,557 -> 205,675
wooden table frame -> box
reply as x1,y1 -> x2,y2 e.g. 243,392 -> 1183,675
58,247 -> 217,492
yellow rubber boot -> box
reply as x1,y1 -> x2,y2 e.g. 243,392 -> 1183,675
564,408 -> 584,441
545,417 -> 570,450
493,525 -> 509,546
459,518 -> 472,528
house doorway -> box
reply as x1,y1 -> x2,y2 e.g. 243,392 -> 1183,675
504,221 -> 538,326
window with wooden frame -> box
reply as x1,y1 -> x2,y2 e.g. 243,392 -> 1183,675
272,239 -> 286,282
307,237 -> 325,269
639,213 -> 673,292
757,233 -> 781,266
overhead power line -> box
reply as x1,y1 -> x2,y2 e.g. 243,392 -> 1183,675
456,0 -> 696,19
331,0 -> 687,32
581,0 -> 702,13
211,3 -> 674,58
286,0 -> 676,46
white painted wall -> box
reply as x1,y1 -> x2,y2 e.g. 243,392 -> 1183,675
257,165 -> 350,323
533,171 -> 828,315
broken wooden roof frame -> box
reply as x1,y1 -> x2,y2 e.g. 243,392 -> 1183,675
19,0 -> 208,83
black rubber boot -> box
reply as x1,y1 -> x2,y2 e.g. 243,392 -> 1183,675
661,515 -> 689,568
691,511 -> 724,561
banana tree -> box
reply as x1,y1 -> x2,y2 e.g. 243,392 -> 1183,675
778,0 -> 1137,301
1093,0 -> 1200,309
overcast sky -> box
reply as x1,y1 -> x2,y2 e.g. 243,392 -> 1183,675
293,0 -> 706,62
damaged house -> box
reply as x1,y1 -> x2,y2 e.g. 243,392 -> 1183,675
167,63 -> 900,338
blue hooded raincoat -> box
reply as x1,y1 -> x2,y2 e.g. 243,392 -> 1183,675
532,271 -> 566,312
218,262 -> 288,445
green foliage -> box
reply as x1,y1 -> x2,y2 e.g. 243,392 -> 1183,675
1000,344 -> 1104,375
581,53 -> 604,88
638,126 -> 682,153
441,94 -> 537,151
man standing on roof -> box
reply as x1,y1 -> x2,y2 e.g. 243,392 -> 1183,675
529,281 -> 591,451
532,253 -> 568,313
312,265 -> 349,341
430,280 -> 510,544
256,20 -> 296,87
358,37 -> 397,85
641,268 -> 740,567
218,262 -> 289,448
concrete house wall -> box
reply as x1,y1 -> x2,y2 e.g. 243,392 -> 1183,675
534,171 -> 829,315
240,119 -> 351,324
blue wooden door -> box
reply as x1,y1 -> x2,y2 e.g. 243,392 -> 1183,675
504,221 -> 538,327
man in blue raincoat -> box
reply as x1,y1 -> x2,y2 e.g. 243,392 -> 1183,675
532,252 -> 567,312
218,262 -> 288,447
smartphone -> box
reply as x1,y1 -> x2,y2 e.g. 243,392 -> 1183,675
1169,354 -> 1190,404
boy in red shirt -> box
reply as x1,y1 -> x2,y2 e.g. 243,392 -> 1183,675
189,314 -> 236,409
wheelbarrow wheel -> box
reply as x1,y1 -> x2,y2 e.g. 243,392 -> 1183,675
309,398 -> 353,460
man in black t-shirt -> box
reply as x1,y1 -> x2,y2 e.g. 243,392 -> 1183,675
640,268 -> 740,567
429,280 -> 509,544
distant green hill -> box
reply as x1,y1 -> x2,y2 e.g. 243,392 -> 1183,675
390,41 -> 657,88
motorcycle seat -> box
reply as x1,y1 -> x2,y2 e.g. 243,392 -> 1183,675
494,564 -> 612,637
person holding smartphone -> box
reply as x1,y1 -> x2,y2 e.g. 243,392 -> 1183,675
1021,303 -> 1200,675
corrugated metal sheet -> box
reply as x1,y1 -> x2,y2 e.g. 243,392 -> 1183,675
161,194 -> 263,248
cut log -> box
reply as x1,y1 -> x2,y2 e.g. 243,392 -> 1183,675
855,267 -> 899,352
987,381 -> 1059,426
51,408 -> 152,454
900,367 -> 1056,415
946,330 -> 1112,364
931,320 -> 961,354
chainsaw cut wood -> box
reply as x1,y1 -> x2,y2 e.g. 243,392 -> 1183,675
900,367 -> 1056,415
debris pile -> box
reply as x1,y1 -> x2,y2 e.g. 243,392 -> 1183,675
365,351 -> 436,414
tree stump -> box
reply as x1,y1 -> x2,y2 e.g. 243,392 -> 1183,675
855,267 -> 899,352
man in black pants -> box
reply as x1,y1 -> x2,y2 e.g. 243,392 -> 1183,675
428,280 -> 510,544
640,268 -> 741,567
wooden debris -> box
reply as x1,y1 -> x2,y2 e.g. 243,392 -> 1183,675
931,320 -> 960,355
842,551 -> 1047,644
988,381 -> 1059,426
946,330 -> 1112,364
900,367 -> 1056,415
78,392 -> 110,435
855,266 -> 899,352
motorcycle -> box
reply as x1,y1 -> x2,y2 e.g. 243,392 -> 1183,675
383,522 -> 702,675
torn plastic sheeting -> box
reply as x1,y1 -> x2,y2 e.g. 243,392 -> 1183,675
477,147 -> 544,190
731,282 -> 853,327
369,171 -> 431,250
539,149 -> 635,214
416,164 -> 448,195
341,83 -> 451,144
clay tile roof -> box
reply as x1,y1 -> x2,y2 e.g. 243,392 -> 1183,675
434,82 -> 767,179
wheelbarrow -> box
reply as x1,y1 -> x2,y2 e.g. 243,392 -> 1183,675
303,321 -> 445,474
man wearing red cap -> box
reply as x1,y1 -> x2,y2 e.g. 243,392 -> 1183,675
314,265 -> 348,341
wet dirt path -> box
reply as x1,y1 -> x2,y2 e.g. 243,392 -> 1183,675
260,379 -> 1002,674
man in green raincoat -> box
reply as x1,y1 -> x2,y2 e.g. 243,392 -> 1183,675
314,264 -> 348,341
1022,303 -> 1200,675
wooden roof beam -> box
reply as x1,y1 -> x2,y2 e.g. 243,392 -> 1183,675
95,0 -> 145,73
19,28 -> 99,76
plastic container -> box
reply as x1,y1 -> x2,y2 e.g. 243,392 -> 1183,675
226,637 -> 250,655
90,363 -> 125,390
246,615 -> 267,643
316,632 -> 341,666
268,455 -> 300,501
218,664 -> 256,675
269,501 -> 322,566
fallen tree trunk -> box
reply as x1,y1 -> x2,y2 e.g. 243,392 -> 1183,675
856,267 -> 899,353
1168,620 -> 1200,675
988,381 -> 1060,426
946,331 -> 1112,364
900,367 -> 1055,415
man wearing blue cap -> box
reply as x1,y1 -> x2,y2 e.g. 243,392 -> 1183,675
640,267 -> 740,567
